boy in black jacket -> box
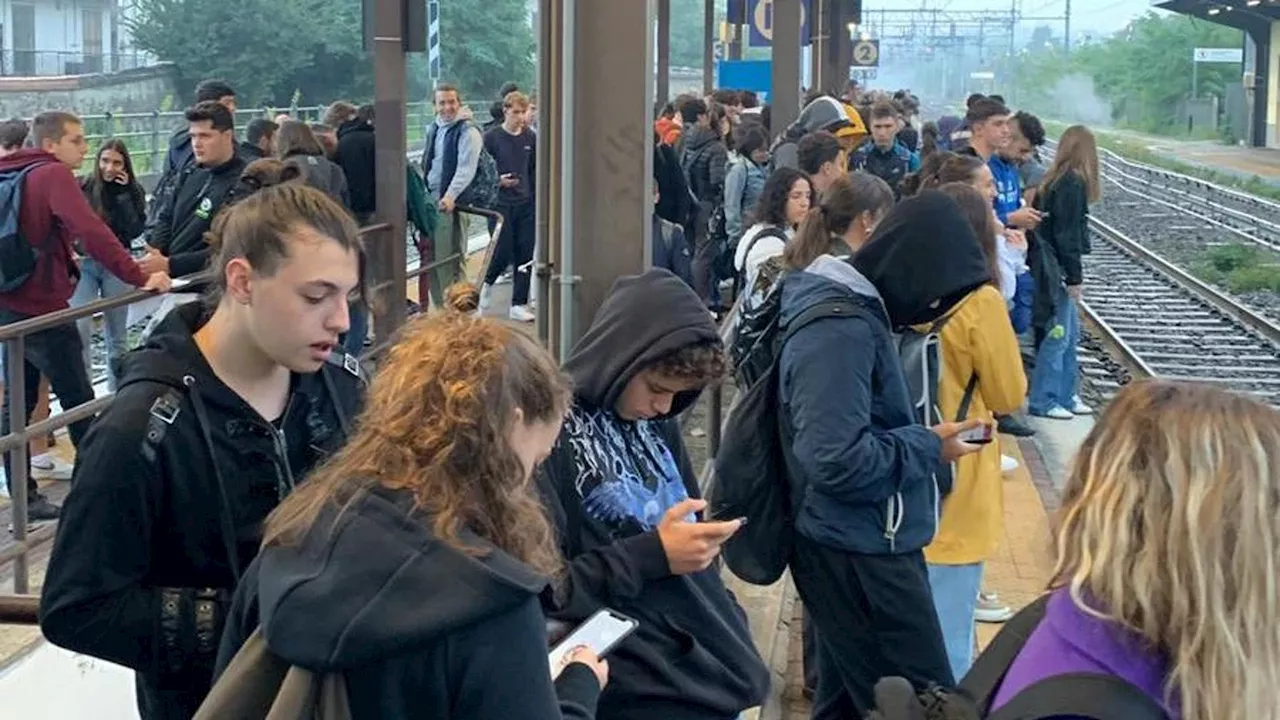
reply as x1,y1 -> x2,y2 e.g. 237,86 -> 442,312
40,184 -> 366,720
538,268 -> 770,720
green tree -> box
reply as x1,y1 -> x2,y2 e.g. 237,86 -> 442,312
126,0 -> 367,106
126,0 -> 534,108
1012,12 -> 1243,135
670,0 -> 725,68
436,0 -> 535,103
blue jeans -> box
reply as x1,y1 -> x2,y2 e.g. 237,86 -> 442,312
1028,296 -> 1080,415
342,302 -> 368,356
69,257 -> 132,391
926,561 -> 984,682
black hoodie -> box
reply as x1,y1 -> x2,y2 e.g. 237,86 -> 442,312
335,119 -> 376,216
851,189 -> 993,329
215,485 -> 602,719
40,302 -> 362,720
147,153 -> 248,277
538,269 -> 770,720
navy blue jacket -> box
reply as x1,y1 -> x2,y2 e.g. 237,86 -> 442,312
778,258 -> 944,555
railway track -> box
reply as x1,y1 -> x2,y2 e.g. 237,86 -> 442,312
1078,217 -> 1280,405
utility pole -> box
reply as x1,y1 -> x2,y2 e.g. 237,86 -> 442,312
1064,0 -> 1071,55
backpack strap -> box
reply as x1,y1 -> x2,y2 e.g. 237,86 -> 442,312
959,594 -> 1051,709
955,374 -> 978,422
988,673 -> 1168,720
778,298 -> 864,348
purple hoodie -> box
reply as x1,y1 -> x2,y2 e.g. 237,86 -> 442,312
990,588 -> 1179,718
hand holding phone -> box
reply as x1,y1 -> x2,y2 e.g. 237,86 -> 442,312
955,423 -> 994,445
548,609 -> 636,683
657,498 -> 744,575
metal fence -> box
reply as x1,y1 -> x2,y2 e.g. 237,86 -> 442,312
0,50 -> 153,77
74,101 -> 450,183
0,203 -> 503,624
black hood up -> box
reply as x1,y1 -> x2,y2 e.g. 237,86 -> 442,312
563,268 -> 719,418
255,486 -> 548,670
851,189 -> 990,329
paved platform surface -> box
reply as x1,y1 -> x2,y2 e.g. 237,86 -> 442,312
774,413 -> 1095,719
1095,127 -> 1280,185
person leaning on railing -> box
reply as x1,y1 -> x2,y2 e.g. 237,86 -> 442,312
0,110 -> 170,522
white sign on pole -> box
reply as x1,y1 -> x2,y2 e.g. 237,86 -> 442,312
970,71 -> 995,79
1193,47 -> 1243,63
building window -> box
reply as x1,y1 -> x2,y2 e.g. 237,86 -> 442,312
82,9 -> 104,73
11,4 -> 34,76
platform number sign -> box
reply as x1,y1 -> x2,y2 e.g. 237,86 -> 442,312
852,39 -> 880,68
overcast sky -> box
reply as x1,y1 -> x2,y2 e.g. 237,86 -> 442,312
932,0 -> 1166,36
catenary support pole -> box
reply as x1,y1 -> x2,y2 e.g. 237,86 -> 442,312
772,0 -> 803,131
371,0 -> 408,339
535,0 -> 561,347
562,0 -> 655,352
658,0 -> 671,103
703,0 -> 715,95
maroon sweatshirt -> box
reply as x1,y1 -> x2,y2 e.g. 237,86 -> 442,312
0,148 -> 149,317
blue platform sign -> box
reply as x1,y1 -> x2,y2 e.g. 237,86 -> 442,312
747,0 -> 812,48
717,60 -> 773,102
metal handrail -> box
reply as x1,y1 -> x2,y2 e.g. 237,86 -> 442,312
0,221 -> 397,594
0,206 -> 495,608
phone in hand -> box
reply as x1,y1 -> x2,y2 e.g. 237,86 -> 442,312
548,608 -> 638,678
957,423 -> 994,445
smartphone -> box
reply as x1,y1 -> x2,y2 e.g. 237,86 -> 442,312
706,511 -> 749,527
957,423 -> 994,445
548,608 -> 638,677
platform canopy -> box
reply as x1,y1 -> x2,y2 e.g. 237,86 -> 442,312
1154,0 -> 1279,33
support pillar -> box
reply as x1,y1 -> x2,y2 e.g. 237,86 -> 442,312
535,0 -> 561,347
772,0 -> 803,131
657,0 -> 670,102
703,0 -> 715,95
560,0 -> 655,354
370,0 -> 408,339
810,0 -> 826,92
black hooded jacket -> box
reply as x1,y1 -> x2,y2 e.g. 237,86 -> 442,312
215,485 -> 602,719
851,190 -> 993,329
538,269 -> 770,720
147,153 -> 248,277
40,301 -> 363,720
335,119 -> 376,216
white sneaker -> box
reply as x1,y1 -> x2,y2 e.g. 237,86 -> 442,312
478,283 -> 494,311
1070,396 -> 1094,415
31,453 -> 72,480
495,270 -> 514,285
975,592 -> 1014,623
508,305 -> 535,323
1038,406 -> 1075,420
1001,455 -> 1019,473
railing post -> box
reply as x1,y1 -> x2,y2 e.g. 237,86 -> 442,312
707,384 -> 722,459
6,336 -> 29,594
150,110 -> 161,176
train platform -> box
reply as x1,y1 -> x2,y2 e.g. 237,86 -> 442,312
1090,127 -> 1280,186
772,413 -> 1096,720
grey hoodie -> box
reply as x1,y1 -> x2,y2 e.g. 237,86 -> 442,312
770,96 -> 851,171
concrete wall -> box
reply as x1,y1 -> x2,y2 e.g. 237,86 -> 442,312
0,63 -> 177,117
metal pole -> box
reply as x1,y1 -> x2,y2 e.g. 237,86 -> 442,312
558,0 -> 577,361
771,0 -> 803,131
7,337 -> 27,594
1063,0 -> 1071,55
535,0 -> 560,347
371,0 -> 408,338
703,0 -> 715,95
657,0 -> 671,102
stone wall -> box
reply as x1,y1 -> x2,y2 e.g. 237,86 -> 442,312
0,64 -> 178,119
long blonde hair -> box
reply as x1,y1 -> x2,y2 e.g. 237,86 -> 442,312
1052,380 -> 1280,719
1041,124 -> 1101,203
262,285 -> 571,577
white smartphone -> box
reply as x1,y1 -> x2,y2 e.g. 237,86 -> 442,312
548,608 -> 638,678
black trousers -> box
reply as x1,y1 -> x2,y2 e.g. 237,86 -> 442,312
484,200 -> 536,306
0,310 -> 97,497
790,533 -> 954,719
802,611 -> 818,693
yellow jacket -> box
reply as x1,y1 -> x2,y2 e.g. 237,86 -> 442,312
924,284 -> 1028,566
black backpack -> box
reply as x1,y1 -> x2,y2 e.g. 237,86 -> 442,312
711,274 -> 865,585
867,595 -> 1169,720
0,163 -> 52,292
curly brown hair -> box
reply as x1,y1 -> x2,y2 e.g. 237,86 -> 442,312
262,283 -> 572,576
648,339 -> 729,386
